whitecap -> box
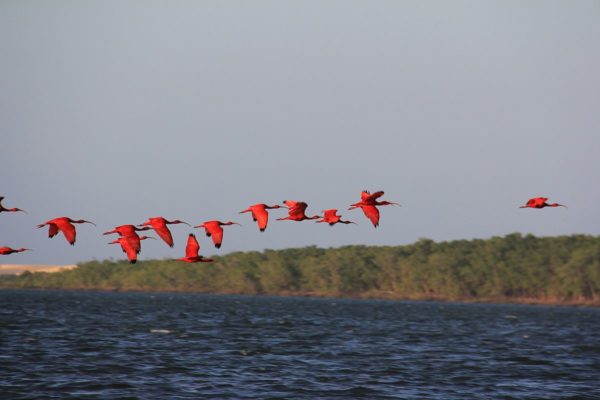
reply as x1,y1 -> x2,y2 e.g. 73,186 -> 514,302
150,329 -> 172,334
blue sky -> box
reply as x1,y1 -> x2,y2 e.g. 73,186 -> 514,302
1,1 -> 599,265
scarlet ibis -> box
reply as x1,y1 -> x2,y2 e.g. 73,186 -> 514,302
0,196 -> 26,213
138,217 -> 190,247
37,217 -> 96,245
239,204 -> 283,232
0,247 -> 32,255
348,190 -> 399,227
109,236 -> 155,264
316,209 -> 356,226
103,225 -> 151,237
277,200 -> 320,222
103,225 -> 152,254
194,220 -> 240,249
520,197 -> 567,209
175,233 -> 213,263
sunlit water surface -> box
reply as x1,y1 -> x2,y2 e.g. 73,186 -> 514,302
1,290 -> 599,399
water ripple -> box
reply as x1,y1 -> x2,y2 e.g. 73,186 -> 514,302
1,290 -> 600,399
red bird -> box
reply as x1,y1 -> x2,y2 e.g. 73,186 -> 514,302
0,247 -> 32,255
239,203 -> 283,232
103,225 -> 152,254
316,209 -> 356,226
277,200 -> 320,222
138,217 -> 190,247
175,233 -> 213,263
348,190 -> 399,227
109,236 -> 155,264
0,196 -> 26,213
37,217 -> 96,245
194,220 -> 241,249
520,197 -> 567,209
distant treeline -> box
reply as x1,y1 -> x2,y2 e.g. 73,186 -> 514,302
2,233 -> 599,305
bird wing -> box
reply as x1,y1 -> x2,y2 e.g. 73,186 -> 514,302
47,223 -> 59,238
185,234 -> 200,258
323,209 -> 338,220
527,197 -> 546,207
210,225 -> 224,247
253,207 -> 269,231
153,222 -> 174,247
363,191 -> 384,203
289,202 -> 308,217
57,221 -> 77,244
121,239 -> 138,263
361,205 -> 380,227
125,234 -> 142,254
283,200 -> 298,209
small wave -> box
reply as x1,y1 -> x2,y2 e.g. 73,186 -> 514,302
150,329 -> 171,334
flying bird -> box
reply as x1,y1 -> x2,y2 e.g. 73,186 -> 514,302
348,190 -> 399,227
194,220 -> 241,249
520,197 -> 567,209
138,217 -> 190,247
109,236 -> 155,264
239,203 -> 283,232
103,224 -> 151,237
103,224 -> 152,254
175,233 -> 213,263
316,209 -> 356,226
0,247 -> 32,255
37,217 -> 96,245
277,200 -> 320,222
0,196 -> 26,213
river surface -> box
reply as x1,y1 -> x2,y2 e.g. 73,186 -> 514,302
1,290 -> 599,399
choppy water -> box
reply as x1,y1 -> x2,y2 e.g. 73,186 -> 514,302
1,290 -> 599,399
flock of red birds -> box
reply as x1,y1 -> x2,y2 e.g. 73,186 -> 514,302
0,193 -> 566,264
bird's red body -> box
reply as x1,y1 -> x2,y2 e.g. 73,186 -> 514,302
277,200 -> 320,222
109,235 -> 154,264
316,209 -> 356,226
348,190 -> 399,227
0,247 -> 31,255
0,196 -> 26,213
194,220 -> 240,249
239,204 -> 283,232
520,197 -> 566,209
176,233 -> 213,263
139,217 -> 190,247
37,217 -> 96,245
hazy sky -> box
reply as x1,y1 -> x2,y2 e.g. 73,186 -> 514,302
1,1 -> 599,265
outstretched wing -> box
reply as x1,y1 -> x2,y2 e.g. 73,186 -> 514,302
121,239 -> 138,263
361,205 -> 380,227
253,207 -> 269,231
288,201 -> 308,218
323,209 -> 338,220
154,223 -> 174,247
185,234 -> 200,258
48,223 -> 59,238
211,226 -> 224,248
363,191 -> 384,204
59,222 -> 77,245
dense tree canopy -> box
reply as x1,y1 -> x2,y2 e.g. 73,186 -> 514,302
2,233 -> 599,305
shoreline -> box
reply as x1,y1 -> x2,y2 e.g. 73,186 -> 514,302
0,264 -> 78,275
1,286 -> 597,308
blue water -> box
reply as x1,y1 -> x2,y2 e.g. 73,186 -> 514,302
1,290 -> 599,399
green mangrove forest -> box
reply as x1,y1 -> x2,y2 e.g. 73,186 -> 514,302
2,233 -> 599,305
